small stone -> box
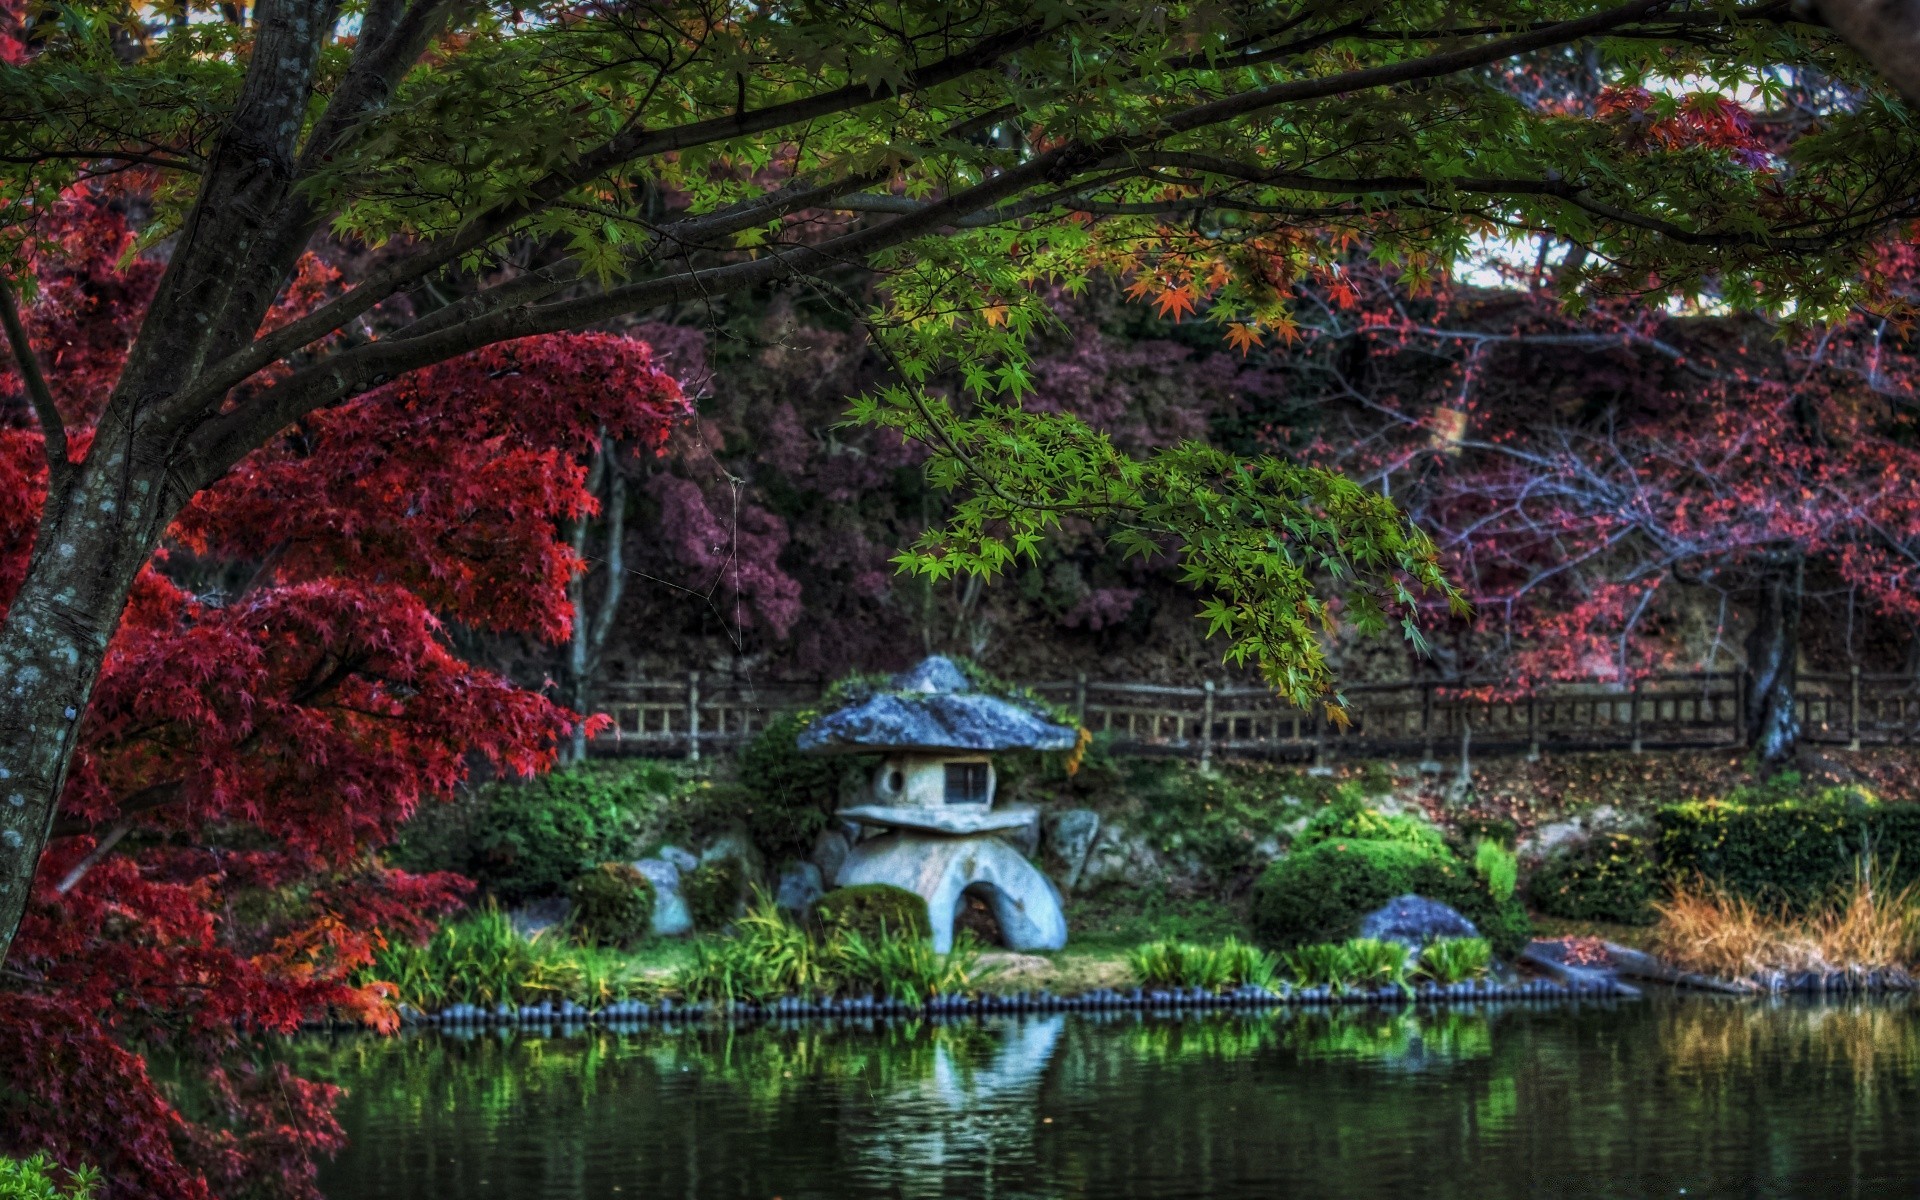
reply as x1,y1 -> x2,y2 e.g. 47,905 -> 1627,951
632,857 -> 693,937
774,861 -> 824,918
1041,809 -> 1100,889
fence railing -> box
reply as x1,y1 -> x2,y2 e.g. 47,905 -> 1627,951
591,668 -> 1920,764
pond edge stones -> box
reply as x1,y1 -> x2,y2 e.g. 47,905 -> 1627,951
798,656 -> 1073,954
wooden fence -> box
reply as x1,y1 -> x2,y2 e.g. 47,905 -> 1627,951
591,669 -> 1920,765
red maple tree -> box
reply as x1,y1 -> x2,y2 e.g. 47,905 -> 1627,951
0,186 -> 687,1198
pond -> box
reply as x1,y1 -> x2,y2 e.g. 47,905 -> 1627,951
292,996 -> 1920,1199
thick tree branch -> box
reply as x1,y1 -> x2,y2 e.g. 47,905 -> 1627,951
1817,0 -> 1920,107
0,275 -> 68,477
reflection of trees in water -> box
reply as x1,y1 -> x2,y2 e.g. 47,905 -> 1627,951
292,1001 -> 1920,1200
1659,997 -> 1920,1104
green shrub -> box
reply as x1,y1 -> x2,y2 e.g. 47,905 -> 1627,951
738,712 -> 862,860
1416,937 -> 1492,983
1278,938 -> 1411,994
814,883 -> 931,939
1474,839 -> 1519,903
0,1156 -> 96,1200
1528,832 -> 1659,924
683,859 -> 746,930
1250,834 -> 1530,958
674,895 -> 977,1006
1293,790 -> 1447,854
834,928 -> 981,1003
466,765 -> 647,902
1126,937 -> 1277,991
566,862 -> 655,946
1654,789 -> 1920,909
362,903 -> 658,1009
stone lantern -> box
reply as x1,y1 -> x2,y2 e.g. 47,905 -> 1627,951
797,656 -> 1074,953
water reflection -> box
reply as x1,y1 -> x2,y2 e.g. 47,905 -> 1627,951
297,997 -> 1920,1200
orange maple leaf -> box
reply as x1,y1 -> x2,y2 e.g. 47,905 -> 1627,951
1154,284 -> 1199,321
1224,323 -> 1264,355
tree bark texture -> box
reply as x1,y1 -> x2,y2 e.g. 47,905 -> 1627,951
1745,556 -> 1805,766
1817,1 -> 1920,108
564,445 -> 628,764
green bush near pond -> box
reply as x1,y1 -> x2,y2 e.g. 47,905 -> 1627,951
737,712 -> 872,860
683,859 -> 746,931
1127,937 -> 1278,990
566,863 -> 656,946
1529,833 -> 1659,925
364,905 -> 662,1011
814,883 -> 930,939
1654,787 -> 1920,908
1250,824 -> 1531,958
676,897 -> 977,1006
463,764 -> 650,903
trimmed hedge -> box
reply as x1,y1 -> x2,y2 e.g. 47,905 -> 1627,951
1654,790 -> 1918,908
815,884 -> 931,940
1250,835 -> 1531,958
566,862 -> 655,945
466,766 -> 645,903
1528,833 -> 1658,925
683,859 -> 746,931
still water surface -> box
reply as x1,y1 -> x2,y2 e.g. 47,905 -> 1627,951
297,997 -> 1920,1199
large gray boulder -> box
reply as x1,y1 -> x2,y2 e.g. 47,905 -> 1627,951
810,828 -> 851,883
775,861 -> 825,918
632,858 -> 692,937
836,832 -> 1068,954
1076,824 -> 1169,891
1359,895 -> 1478,951
1042,809 -> 1101,890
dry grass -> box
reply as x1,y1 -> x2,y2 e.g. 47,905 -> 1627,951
1652,869 -> 1920,980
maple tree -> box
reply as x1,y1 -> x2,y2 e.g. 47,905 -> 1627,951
5,0 -> 1920,963
0,186 -> 686,1197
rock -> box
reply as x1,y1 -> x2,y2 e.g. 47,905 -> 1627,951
836,831 -> 1068,953
837,803 -> 1040,836
775,861 -> 824,918
1519,817 -> 1586,863
632,858 -> 692,937
1358,895 -> 1479,951
1251,836 -> 1283,862
656,844 -> 699,874
810,829 -> 851,884
508,897 -> 569,938
1076,825 -> 1166,891
1002,812 -> 1041,859
700,828 -> 766,886
1041,809 -> 1101,890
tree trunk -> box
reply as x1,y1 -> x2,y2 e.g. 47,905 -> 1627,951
0,430 -> 183,962
563,443 -> 627,764
1744,556 -> 1804,767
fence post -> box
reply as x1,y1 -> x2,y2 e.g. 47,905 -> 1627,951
1199,680 -> 1216,772
1850,664 -> 1862,752
1074,672 -> 1088,725
1421,681 -> 1436,762
686,670 -> 701,763
1630,676 -> 1643,755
